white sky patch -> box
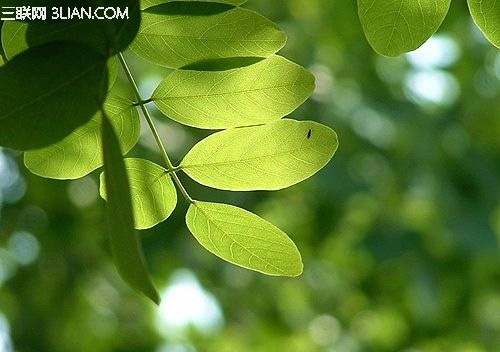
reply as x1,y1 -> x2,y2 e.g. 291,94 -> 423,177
155,269 -> 224,339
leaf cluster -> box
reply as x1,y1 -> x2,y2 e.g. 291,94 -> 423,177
0,0 -> 338,303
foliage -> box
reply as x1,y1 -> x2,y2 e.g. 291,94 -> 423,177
0,0 -> 339,301
0,0 -> 499,351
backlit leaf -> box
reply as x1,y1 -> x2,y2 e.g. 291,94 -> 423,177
468,0 -> 500,48
186,201 -> 303,276
24,94 -> 140,180
358,0 -> 451,56
180,119 -> 338,191
0,41 -> 108,150
100,158 -> 177,230
130,2 -> 286,68
152,56 -> 315,129
101,113 -> 160,304
141,0 -> 247,10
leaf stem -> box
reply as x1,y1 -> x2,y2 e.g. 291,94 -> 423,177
132,97 -> 153,106
118,53 -> 193,204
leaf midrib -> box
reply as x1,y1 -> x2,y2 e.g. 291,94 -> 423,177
181,142 -> 329,170
156,81 -> 310,100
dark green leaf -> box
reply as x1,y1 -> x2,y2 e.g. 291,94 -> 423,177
0,0 -> 140,57
0,41 -> 108,150
1,21 -> 118,89
101,113 -> 160,304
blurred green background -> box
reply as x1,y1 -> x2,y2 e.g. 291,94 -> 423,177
1,0 -> 500,351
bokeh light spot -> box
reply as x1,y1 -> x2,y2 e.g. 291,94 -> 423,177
67,176 -> 98,208
308,314 -> 341,346
404,69 -> 460,106
406,34 -> 461,69
8,231 -> 40,265
156,269 -> 224,338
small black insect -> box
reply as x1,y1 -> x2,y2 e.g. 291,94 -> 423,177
307,129 -> 312,139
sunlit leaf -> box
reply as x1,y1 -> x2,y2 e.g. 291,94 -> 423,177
180,119 -> 338,191
100,158 -> 177,230
24,95 -> 140,180
358,0 -> 451,56
0,41 -> 108,150
130,2 -> 286,68
152,56 -> 315,129
186,201 -> 303,276
141,0 -> 247,10
101,113 -> 160,304
468,0 -> 500,48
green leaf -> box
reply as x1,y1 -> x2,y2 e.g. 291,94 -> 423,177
0,41 -> 108,150
468,0 -> 500,48
100,158 -> 177,230
186,201 -> 303,276
24,94 -> 140,180
358,0 -> 451,56
141,0 -> 247,10
1,21 -> 119,88
101,113 -> 160,304
2,21 -> 117,88
130,2 -> 286,68
1,0 -> 140,57
152,56 -> 315,129
180,119 -> 338,191
0,42 -> 108,150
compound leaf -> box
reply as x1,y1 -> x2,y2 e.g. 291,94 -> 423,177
186,201 -> 303,276
24,94 -> 140,180
130,2 -> 286,68
358,0 -> 451,56
0,41 -> 108,150
468,0 -> 500,48
152,56 -> 315,129
180,119 -> 338,191
141,0 -> 247,10
101,114 -> 160,304
100,158 -> 177,230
